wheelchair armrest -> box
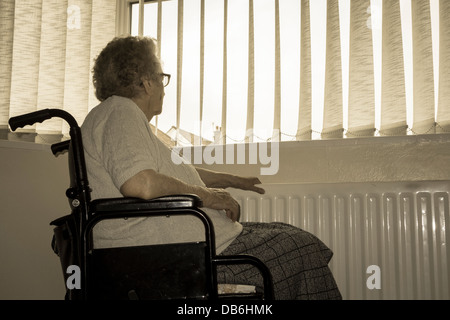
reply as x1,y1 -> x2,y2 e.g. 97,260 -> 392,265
86,194 -> 209,237
84,193 -> 214,258
89,194 -> 203,213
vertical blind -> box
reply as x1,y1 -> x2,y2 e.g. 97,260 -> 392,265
1,0 -> 449,144
133,0 -> 450,144
0,0 -> 116,137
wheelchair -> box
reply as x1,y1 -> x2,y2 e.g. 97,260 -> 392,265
9,109 -> 274,300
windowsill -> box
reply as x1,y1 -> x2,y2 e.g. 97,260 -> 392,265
2,126 -> 450,151
0,128 -> 66,150
275,132 -> 450,148
186,132 -> 450,152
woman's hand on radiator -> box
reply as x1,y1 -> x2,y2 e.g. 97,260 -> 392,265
232,176 -> 265,194
195,168 -> 265,194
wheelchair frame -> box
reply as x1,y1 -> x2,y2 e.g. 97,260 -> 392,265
9,109 -> 274,300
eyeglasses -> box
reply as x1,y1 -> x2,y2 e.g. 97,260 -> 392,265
160,73 -> 171,87
140,73 -> 171,88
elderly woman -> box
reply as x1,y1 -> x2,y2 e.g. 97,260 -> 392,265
82,35 -> 341,300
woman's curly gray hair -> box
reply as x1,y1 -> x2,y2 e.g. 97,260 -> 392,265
93,36 -> 161,101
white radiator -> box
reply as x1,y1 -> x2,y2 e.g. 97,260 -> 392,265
229,180 -> 450,300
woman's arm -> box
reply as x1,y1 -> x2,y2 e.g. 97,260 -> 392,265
120,168 -> 241,222
195,167 -> 265,194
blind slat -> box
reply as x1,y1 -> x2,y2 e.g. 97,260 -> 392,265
380,0 -> 407,136
89,0 -> 116,113
221,0 -> 228,144
246,0 -> 255,142
437,0 -> 450,130
176,0 -> 184,144
62,0 -> 93,134
35,0 -> 67,133
296,0 -> 312,140
138,0 -> 144,37
199,0 -> 205,141
347,0 -> 375,137
153,0 -> 163,134
273,0 -> 281,141
411,0 -> 435,134
322,0 -> 343,139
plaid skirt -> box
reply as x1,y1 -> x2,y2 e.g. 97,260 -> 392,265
217,222 -> 342,300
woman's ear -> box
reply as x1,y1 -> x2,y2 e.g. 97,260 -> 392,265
141,79 -> 152,95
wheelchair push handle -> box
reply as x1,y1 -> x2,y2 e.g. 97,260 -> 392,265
51,140 -> 71,157
8,108 -> 79,131
8,109 -> 53,131
8,107 -> 90,206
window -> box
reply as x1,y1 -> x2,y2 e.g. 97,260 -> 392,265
130,0 -> 449,145
1,0 -> 448,145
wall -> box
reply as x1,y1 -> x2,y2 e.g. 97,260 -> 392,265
1,133 -> 450,299
0,140 -> 68,299
194,133 -> 450,184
